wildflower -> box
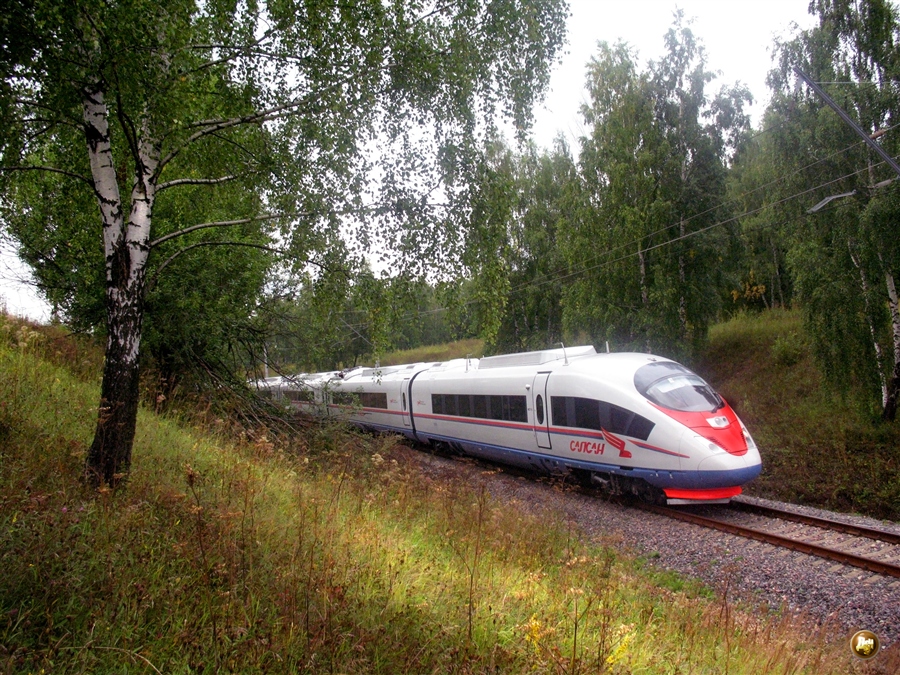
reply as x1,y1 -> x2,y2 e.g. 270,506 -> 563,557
606,623 -> 635,666
524,615 -> 543,652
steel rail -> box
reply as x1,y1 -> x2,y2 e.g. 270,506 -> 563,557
637,503 -> 900,579
729,500 -> 900,546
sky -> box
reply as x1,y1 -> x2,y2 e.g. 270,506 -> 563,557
0,0 -> 818,322
530,0 -> 817,149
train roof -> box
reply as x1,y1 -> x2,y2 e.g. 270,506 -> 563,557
261,349 -> 682,388
478,345 -> 596,369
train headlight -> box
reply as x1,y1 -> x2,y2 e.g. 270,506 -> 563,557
705,416 -> 730,428
694,434 -> 725,453
739,420 -> 758,452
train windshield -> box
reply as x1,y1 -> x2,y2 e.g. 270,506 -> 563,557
634,362 -> 723,413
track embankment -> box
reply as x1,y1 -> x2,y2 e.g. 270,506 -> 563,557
397,445 -> 900,650
639,501 -> 900,579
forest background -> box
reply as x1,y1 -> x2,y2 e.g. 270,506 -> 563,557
3,0 -> 900,485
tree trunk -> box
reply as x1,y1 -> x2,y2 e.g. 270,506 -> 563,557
882,268 -> 900,421
848,241 -> 887,408
638,245 -> 648,306
772,242 -> 784,308
678,218 -> 687,337
86,285 -> 144,486
81,81 -> 156,486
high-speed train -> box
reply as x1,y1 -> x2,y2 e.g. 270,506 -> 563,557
257,345 -> 762,505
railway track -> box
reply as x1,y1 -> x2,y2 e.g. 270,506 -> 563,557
636,499 -> 900,579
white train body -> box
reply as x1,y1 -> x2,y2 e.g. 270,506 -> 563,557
261,346 -> 762,504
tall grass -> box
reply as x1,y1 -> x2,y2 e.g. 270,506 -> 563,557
0,314 -> 884,673
374,338 -> 485,366
701,309 -> 900,519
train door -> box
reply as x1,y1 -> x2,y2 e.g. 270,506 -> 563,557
532,372 -> 552,449
401,378 -> 411,427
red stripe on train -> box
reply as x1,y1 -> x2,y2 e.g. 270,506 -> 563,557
663,486 -> 742,500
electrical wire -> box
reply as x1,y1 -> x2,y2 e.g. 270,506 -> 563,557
297,124 -> 900,336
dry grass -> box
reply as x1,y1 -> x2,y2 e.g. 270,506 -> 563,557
699,309 -> 900,520
0,313 -> 890,673
373,338 -> 485,366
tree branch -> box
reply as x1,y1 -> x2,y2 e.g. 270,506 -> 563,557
0,164 -> 94,187
157,173 -> 245,192
148,203 -> 398,248
147,240 -> 280,290
175,33 -> 275,78
111,62 -> 143,169
157,70 -> 369,173
157,103 -> 294,172
415,0 -> 457,25
149,215 -> 289,248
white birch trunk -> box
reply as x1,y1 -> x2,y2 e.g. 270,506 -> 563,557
885,270 -> 900,366
882,267 -> 900,420
848,243 -> 887,407
83,81 -> 157,486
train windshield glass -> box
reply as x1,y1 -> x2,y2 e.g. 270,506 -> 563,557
634,362 -> 723,413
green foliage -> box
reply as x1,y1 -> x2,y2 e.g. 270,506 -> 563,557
558,14 -> 752,358
493,140 -> 573,352
725,132 -> 793,313
770,331 -> 805,367
0,315 -> 862,673
263,272 -> 462,373
762,0 -> 900,416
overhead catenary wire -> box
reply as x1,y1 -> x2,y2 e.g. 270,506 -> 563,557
377,137 -> 900,326
502,122 -> 900,297
307,120 -> 900,335
330,149 -> 898,335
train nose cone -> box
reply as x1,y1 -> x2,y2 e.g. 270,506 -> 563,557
698,451 -> 762,484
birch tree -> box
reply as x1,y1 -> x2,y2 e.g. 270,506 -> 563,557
568,17 -> 750,356
0,0 -> 567,485
767,0 -> 900,418
493,140 -> 575,352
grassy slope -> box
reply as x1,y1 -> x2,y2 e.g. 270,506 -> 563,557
698,309 -> 900,520
376,338 -> 485,366
0,314 -> 884,673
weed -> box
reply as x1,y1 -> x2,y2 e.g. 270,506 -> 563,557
0,311 -> 876,673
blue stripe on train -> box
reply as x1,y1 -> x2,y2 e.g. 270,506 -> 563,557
419,431 -> 761,489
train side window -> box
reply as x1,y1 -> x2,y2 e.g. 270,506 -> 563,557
473,395 -> 487,419
507,396 -> 527,422
459,394 -> 471,417
551,396 -> 567,426
536,395 -> 545,424
609,404 -> 633,435
285,389 -> 314,403
359,392 -> 388,409
627,414 -> 655,440
574,397 -> 601,431
490,395 -> 503,420
430,393 -> 528,422
332,392 -> 355,406
550,396 -> 655,440
401,392 -> 407,412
